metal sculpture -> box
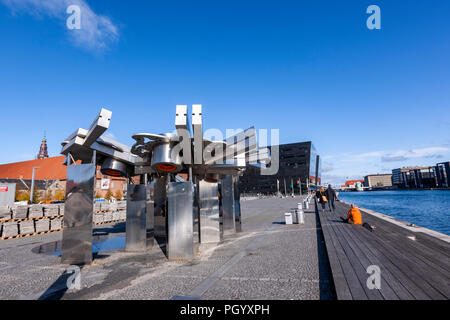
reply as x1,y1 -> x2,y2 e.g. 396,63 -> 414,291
60,105 -> 262,264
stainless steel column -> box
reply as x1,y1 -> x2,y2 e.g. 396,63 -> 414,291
192,180 -> 200,252
146,183 -> 155,249
221,175 -> 235,235
126,184 -> 152,251
61,164 -> 96,265
233,176 -> 242,233
198,180 -> 221,243
167,181 -> 195,259
153,176 -> 168,250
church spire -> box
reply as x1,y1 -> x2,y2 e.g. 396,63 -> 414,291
37,132 -> 49,159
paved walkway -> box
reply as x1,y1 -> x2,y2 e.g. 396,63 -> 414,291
0,197 -> 335,300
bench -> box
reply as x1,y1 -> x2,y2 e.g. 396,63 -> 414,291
317,199 -> 450,300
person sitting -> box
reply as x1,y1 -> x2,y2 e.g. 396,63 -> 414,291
341,204 -> 362,225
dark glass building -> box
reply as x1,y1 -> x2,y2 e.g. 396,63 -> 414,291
436,162 -> 450,188
239,141 -> 321,195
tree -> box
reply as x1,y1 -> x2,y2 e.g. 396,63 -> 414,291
31,188 -> 41,204
105,189 -> 113,201
15,185 -> 21,201
54,189 -> 65,201
16,190 -> 30,202
114,189 -> 123,200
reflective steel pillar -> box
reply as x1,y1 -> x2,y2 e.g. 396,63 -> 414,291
233,176 -> 242,233
167,181 -> 195,259
126,184 -> 153,251
221,175 -> 235,235
198,180 -> 221,243
61,164 -> 96,265
153,176 -> 168,251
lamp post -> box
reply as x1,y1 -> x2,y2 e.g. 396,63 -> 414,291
30,167 -> 40,204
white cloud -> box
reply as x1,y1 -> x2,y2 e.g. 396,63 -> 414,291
380,147 -> 449,162
326,146 -> 449,163
2,0 -> 119,51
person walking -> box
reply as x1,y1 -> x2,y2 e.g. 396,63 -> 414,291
325,184 -> 337,212
316,187 -> 327,213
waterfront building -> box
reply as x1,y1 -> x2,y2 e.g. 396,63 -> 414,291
238,141 -> 320,195
364,174 -> 392,188
341,179 -> 365,190
435,162 -> 450,188
392,166 -> 440,189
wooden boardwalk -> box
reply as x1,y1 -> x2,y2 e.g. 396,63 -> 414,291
317,200 -> 450,300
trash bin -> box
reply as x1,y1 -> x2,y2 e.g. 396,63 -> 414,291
285,212 -> 293,225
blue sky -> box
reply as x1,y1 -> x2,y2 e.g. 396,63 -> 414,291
0,0 -> 449,185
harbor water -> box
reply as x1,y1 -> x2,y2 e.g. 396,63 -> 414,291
338,190 -> 450,236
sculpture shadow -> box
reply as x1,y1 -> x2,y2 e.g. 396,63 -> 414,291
38,264 -> 85,300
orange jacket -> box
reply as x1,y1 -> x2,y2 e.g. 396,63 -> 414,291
347,208 -> 362,225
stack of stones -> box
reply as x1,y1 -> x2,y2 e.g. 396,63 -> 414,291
0,206 -> 12,220
43,204 -> 60,217
28,205 -> 43,218
50,217 -> 63,231
2,222 -> 19,238
1,201 -> 127,238
13,206 -> 28,219
93,201 -> 127,224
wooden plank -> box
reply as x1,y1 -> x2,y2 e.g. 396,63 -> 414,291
338,202 -> 450,298
359,210 -> 450,273
369,221 -> 450,278
350,224 -> 428,299
319,210 -> 368,299
358,207 -> 450,261
330,202 -> 431,300
337,203 -> 447,300
335,218 -> 400,300
317,209 -> 353,300
324,210 -> 384,300
338,218 -> 415,300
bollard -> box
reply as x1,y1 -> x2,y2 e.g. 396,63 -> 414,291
291,209 -> 298,224
297,203 -> 305,224
284,212 -> 293,225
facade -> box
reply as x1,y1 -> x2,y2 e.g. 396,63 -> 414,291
364,174 -> 392,188
391,163 -> 450,189
0,156 -> 127,200
238,141 -> 320,195
435,162 -> 450,188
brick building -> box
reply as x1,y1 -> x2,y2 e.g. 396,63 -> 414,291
0,156 -> 127,200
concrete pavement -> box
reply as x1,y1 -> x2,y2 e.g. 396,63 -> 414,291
0,197 -> 336,300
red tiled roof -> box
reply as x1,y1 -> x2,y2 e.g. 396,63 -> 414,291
0,156 -> 128,181
0,156 -> 67,180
